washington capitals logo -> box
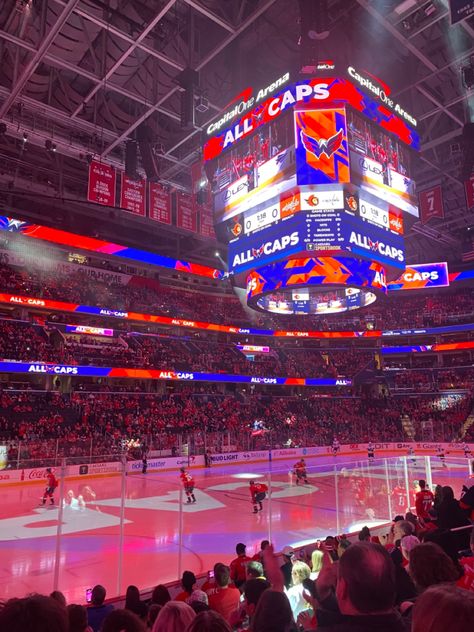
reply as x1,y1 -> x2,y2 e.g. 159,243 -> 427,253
369,239 -> 379,251
300,129 -> 344,159
252,245 -> 264,258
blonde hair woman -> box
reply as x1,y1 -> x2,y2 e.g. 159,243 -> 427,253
310,549 -> 323,580
285,561 -> 311,620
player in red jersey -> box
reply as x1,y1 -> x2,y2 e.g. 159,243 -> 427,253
415,479 -> 434,524
180,467 -> 196,504
249,480 -> 268,514
392,483 -> 407,512
294,459 -> 309,485
41,467 -> 58,505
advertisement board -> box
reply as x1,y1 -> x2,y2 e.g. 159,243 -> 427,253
388,262 -> 449,291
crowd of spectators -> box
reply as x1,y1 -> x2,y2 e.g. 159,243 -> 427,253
2,259 -> 474,331
1,387 -> 473,465
1,509 -> 473,631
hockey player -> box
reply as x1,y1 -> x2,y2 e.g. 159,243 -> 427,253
332,437 -> 340,457
41,467 -> 58,506
249,480 -> 268,514
437,446 -> 447,468
415,479 -> 434,524
463,442 -> 472,459
367,442 -> 375,462
180,467 -> 196,504
407,445 -> 416,464
294,459 -> 309,485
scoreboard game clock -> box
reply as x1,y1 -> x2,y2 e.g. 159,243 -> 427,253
205,66 -> 419,314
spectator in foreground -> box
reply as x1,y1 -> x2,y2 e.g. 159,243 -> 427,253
185,610 -> 232,631
230,543 -> 251,589
285,560 -> 312,620
50,591 -> 67,608
408,542 -> 461,593
150,584 -> 171,607
146,604 -> 161,631
87,585 -> 114,632
310,549 -> 323,580
250,589 -> 297,632
175,571 -> 197,602
412,584 -> 474,632
246,561 -> 265,580
280,546 -> 294,589
436,486 -> 471,531
68,604 -> 92,632
0,594 -> 68,632
101,609 -> 146,632
229,578 -> 271,630
125,585 -> 148,619
458,527 -> 474,592
208,563 -> 241,622
152,601 -> 195,632
319,541 -> 406,632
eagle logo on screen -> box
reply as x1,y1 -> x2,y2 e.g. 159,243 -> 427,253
300,129 -> 344,159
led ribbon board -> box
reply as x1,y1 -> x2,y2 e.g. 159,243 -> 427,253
2,292 -> 474,339
0,216 -> 224,280
0,361 -> 351,387
246,256 -> 387,315
387,262 -> 449,291
382,341 -> 474,354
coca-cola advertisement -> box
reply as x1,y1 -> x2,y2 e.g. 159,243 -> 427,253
87,160 -> 116,206
149,182 -> 171,224
176,192 -> 197,232
120,173 -> 146,216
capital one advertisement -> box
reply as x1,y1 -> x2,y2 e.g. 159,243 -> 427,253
294,108 -> 350,185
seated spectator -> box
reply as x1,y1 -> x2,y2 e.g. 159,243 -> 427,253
400,535 -> 420,563
208,563 -> 241,622
358,526 -> 371,542
408,542 -> 461,593
319,541 -> 406,632
458,527 -> 474,592
186,589 -> 209,613
150,584 -> 171,607
229,578 -> 271,630
175,571 -> 197,602
0,594 -> 68,632
152,601 -> 195,632
146,604 -> 161,631
101,609 -> 146,632
125,585 -> 148,619
437,486 -> 471,531
68,605 -> 93,632
412,584 -> 474,632
87,585 -> 114,632
246,561 -> 265,580
310,549 -> 323,580
185,610 -> 232,631
280,546 -> 294,589
50,591 -> 67,608
230,543 -> 251,589
285,560 -> 312,620
250,589 -> 297,632
252,540 -> 270,566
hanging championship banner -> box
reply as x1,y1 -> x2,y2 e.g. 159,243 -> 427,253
176,192 -> 197,232
87,160 -> 116,206
149,183 -> 171,224
120,173 -> 146,216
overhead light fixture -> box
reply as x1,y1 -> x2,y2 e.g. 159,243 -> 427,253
45,139 -> 57,152
195,96 -> 209,113
461,59 -> 474,90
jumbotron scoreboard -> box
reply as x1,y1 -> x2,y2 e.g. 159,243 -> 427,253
203,66 -> 419,315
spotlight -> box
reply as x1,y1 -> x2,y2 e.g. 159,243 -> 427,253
195,95 -> 209,114
215,251 -> 220,257
45,139 -> 57,152
22,132 -> 28,143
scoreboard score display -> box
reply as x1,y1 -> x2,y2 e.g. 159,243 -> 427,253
205,67 -> 419,314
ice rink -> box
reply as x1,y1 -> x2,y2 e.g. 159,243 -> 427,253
0,452 -> 469,603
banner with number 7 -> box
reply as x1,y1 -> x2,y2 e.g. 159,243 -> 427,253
419,186 -> 444,224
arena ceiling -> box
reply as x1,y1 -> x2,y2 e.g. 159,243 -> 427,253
0,0 -> 473,267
